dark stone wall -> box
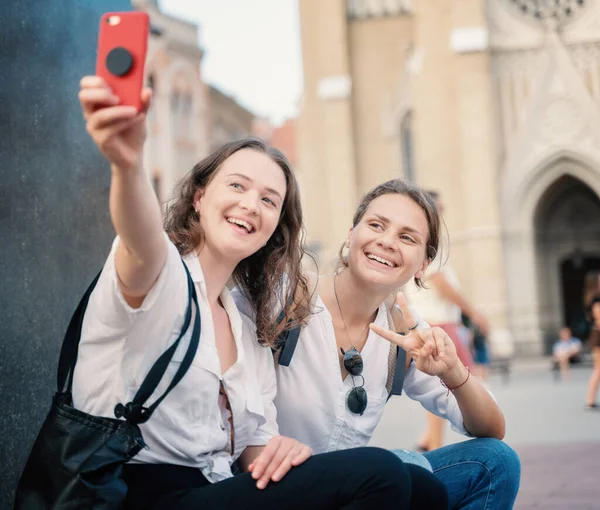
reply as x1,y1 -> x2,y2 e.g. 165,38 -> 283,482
0,1 -> 132,506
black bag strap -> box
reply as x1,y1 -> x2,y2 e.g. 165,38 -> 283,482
57,258 -> 200,425
385,303 -> 408,398
389,347 -> 407,398
273,272 -> 319,367
121,262 -> 200,424
274,309 -> 301,367
57,271 -> 103,392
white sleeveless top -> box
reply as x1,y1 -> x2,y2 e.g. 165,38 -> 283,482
405,265 -> 462,325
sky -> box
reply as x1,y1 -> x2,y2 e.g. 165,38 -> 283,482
159,0 -> 303,125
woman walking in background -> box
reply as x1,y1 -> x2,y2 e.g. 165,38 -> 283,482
405,191 -> 490,452
584,271 -> 600,409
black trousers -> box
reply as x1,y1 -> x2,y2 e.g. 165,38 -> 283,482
122,447 -> 448,510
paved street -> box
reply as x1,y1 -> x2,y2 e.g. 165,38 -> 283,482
370,359 -> 600,509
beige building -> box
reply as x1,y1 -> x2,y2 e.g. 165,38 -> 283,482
133,0 -> 210,203
134,0 -> 256,203
253,117 -> 298,166
297,0 -> 600,356
207,86 -> 255,152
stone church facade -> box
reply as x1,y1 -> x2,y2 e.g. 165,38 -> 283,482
297,0 -> 600,356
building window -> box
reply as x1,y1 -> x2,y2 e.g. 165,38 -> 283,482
179,92 -> 193,138
170,89 -> 180,116
147,73 -> 157,127
171,88 -> 193,141
152,174 -> 161,201
401,112 -> 414,182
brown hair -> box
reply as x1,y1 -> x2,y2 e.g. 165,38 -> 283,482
338,179 -> 441,288
583,270 -> 600,308
163,137 -> 311,347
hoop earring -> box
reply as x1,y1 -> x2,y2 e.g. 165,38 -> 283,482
340,244 -> 350,265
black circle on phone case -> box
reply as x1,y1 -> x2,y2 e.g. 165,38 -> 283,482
106,47 -> 133,77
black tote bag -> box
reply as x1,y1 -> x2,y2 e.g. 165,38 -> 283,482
14,259 -> 201,510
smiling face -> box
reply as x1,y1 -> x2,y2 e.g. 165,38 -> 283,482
193,149 -> 287,263
345,193 -> 431,289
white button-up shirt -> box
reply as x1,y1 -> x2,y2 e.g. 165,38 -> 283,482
73,237 -> 278,482
233,290 -> 471,455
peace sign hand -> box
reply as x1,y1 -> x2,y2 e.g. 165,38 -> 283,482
369,292 -> 460,377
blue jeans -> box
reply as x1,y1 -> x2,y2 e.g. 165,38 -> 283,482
393,438 -> 521,509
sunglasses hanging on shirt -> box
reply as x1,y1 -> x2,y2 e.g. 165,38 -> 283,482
334,273 -> 372,416
341,346 -> 368,415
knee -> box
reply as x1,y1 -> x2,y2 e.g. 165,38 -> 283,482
362,447 -> 411,478
406,464 -> 448,510
477,438 -> 521,494
391,448 -> 433,473
355,447 -> 412,495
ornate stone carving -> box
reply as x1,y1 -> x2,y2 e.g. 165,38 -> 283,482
540,96 -> 587,143
488,0 -> 545,51
488,0 -> 600,49
507,0 -> 587,27
346,0 -> 411,20
561,1 -> 600,43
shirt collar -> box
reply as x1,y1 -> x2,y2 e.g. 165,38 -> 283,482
182,251 -> 245,366
182,251 -> 205,285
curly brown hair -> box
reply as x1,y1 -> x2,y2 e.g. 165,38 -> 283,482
163,138 -> 312,347
338,179 -> 441,289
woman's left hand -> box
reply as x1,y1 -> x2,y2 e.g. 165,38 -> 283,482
370,292 -> 460,377
248,436 -> 312,489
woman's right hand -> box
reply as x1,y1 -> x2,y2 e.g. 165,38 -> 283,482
79,76 -> 152,171
370,292 -> 459,378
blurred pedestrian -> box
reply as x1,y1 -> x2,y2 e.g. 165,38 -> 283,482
583,271 -> 600,409
463,313 -> 490,380
406,191 -> 489,452
552,326 -> 582,381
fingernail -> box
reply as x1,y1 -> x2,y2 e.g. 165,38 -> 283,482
257,481 -> 266,489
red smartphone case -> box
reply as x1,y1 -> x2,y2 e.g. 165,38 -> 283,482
96,12 -> 149,111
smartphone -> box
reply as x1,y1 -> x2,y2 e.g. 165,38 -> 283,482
96,12 -> 149,111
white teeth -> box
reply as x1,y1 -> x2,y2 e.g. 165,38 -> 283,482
366,253 -> 396,267
227,217 -> 253,233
